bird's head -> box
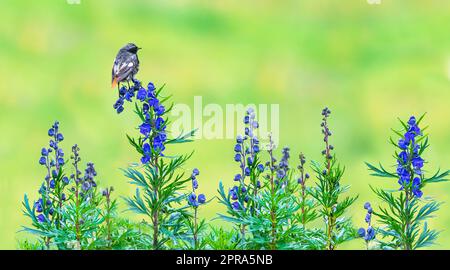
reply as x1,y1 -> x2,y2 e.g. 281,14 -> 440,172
122,43 -> 141,54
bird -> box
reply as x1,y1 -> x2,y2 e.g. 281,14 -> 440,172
111,43 -> 141,90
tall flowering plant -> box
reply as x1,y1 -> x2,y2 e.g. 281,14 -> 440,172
22,121 -> 68,248
115,79 -> 195,250
241,136 -> 303,250
217,108 -> 265,241
309,107 -> 358,250
357,202 -> 376,249
366,115 -> 449,250
182,169 -> 207,249
295,153 -> 319,229
22,122 -> 121,250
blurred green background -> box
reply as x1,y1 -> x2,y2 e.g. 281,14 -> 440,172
1,0 -> 449,249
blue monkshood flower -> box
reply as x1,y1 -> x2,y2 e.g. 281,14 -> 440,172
257,164 -> 264,172
37,214 -> 46,223
241,186 -> 247,193
155,117 -> 164,130
39,157 -> 46,165
140,122 -> 152,136
56,133 -> 64,142
153,134 -> 166,153
35,199 -> 43,213
357,228 -> 366,238
253,145 -> 260,153
228,107 -> 262,210
244,115 -> 250,124
49,140 -> 57,149
395,116 -> 425,196
62,176 -> 69,185
188,193 -> 198,207
113,84 -> 140,113
409,125 -> 421,135
57,157 -> 64,166
192,179 -> 198,190
141,143 -> 151,164
198,194 -> 206,204
412,156 -> 424,169
231,201 -> 241,210
404,132 -> 415,144
359,202 -> 376,242
154,105 -> 165,116
61,193 -> 66,201
253,137 -> 259,145
114,80 -> 168,159
123,88 -> 131,100
408,116 -> 416,126
192,168 -> 200,176
398,139 -> 409,150
188,169 -> 205,207
147,82 -> 156,92
234,144 -> 242,152
247,156 -> 254,166
35,197 -> 43,205
41,122 -> 65,177
277,169 -> 286,179
145,82 -> 155,96
256,180 -> 261,189
137,88 -> 147,101
148,98 -> 159,107
412,177 -> 423,198
398,151 -> 408,164
236,135 -> 244,144
84,163 -> 97,180
142,103 -> 150,114
365,213 -> 371,223
50,180 -> 55,189
365,226 -> 376,241
82,181 -> 91,191
229,186 -> 239,200
48,128 -> 55,137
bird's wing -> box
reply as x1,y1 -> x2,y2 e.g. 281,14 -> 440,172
112,53 -> 135,77
115,61 -> 136,81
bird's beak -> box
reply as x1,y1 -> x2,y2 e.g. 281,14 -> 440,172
138,47 -> 142,50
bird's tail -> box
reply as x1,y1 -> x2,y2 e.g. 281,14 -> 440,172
111,77 -> 118,89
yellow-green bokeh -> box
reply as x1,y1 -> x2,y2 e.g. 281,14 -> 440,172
1,0 -> 449,249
